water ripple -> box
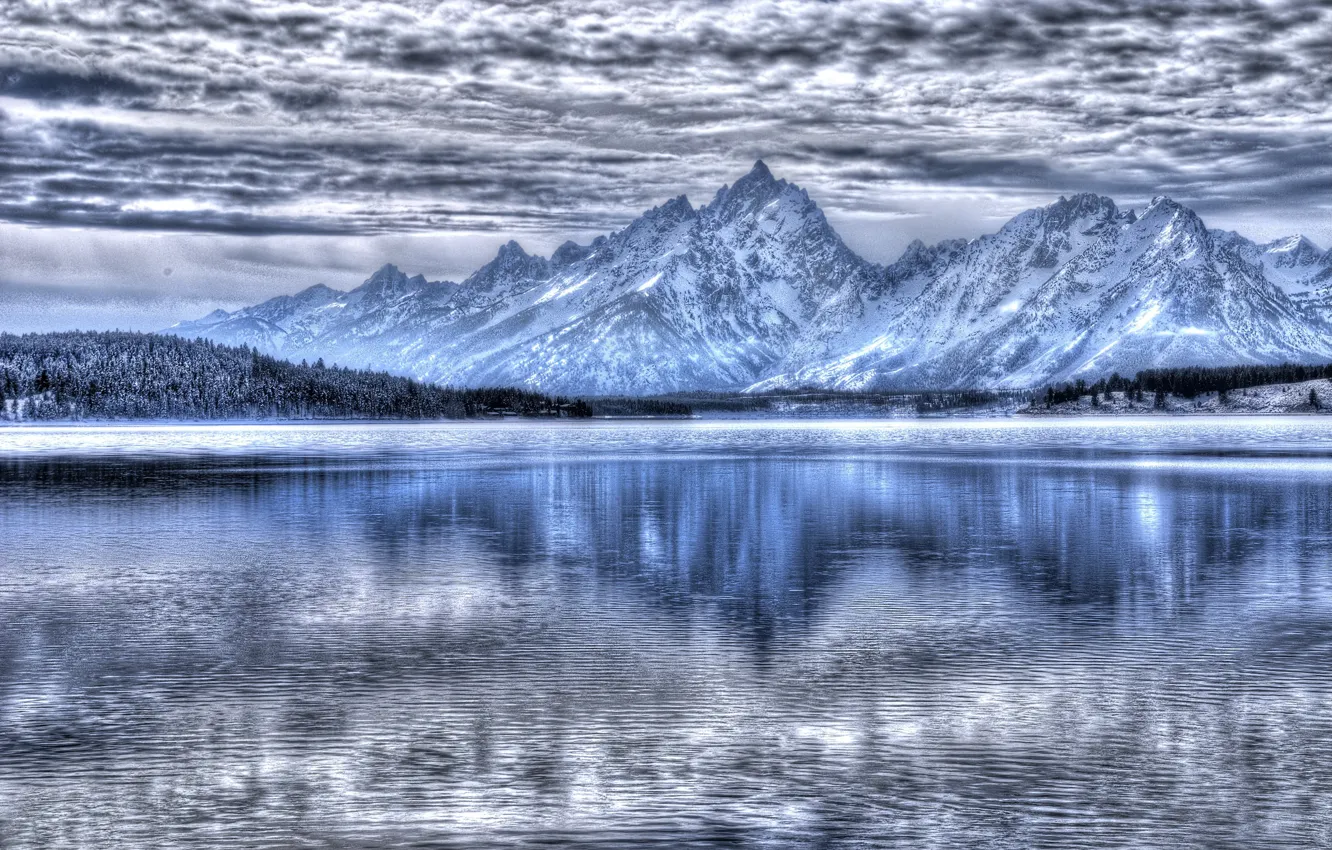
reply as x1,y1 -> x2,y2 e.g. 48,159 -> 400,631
1,423 -> 1330,848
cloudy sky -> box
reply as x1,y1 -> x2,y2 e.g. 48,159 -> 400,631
3,0 -> 1332,331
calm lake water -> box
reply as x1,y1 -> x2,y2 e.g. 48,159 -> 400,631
2,419 -> 1331,849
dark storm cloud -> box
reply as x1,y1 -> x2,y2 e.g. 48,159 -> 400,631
3,0 -> 1332,239
0,65 -> 158,103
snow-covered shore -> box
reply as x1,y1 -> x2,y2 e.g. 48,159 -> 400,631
1023,378 -> 1332,416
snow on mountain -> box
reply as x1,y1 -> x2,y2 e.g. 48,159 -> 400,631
759,193 -> 1133,390
1248,234 -> 1332,321
166,283 -> 344,354
439,161 -> 881,395
166,268 -> 460,361
166,164 -> 1332,394
759,195 -> 1332,391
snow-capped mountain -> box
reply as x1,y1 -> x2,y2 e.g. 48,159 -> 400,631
166,163 -> 1332,394
165,267 -> 458,358
169,162 -> 880,394
1252,234 -> 1332,321
170,283 -> 345,353
759,195 -> 1332,390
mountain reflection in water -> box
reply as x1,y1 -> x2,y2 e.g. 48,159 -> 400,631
1,421 -> 1330,849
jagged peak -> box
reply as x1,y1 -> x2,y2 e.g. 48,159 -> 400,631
1263,233 -> 1321,254
883,237 -> 967,280
1134,196 -> 1209,233
896,237 -> 952,263
702,160 -> 823,228
730,159 -> 786,196
1143,195 -> 1189,215
475,239 -> 542,273
710,160 -> 784,198
356,265 -> 443,297
892,239 -> 934,270
1047,192 -> 1119,215
551,239 -> 592,267
1258,233 -> 1327,271
611,194 -> 697,247
363,263 -> 409,288
296,283 -> 342,297
1208,227 -> 1247,247
1125,196 -> 1216,258
460,237 -> 551,290
998,194 -> 1121,238
496,239 -> 529,259
645,194 -> 695,220
748,159 -> 774,181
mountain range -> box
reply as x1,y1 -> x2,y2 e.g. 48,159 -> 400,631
166,162 -> 1332,395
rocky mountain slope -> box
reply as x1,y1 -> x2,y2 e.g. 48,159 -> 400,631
167,163 -> 1332,394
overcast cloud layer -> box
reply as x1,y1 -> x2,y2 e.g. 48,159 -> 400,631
4,0 -> 1332,330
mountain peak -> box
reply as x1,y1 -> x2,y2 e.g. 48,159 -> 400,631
1038,193 -> 1121,232
1133,196 -> 1212,252
497,239 -> 529,259
1144,195 -> 1187,215
732,159 -> 781,192
646,194 -> 695,220
367,263 -> 403,283
165,177 -> 1332,396
1136,196 -> 1207,230
551,240 -> 592,267
1050,192 -> 1118,214
704,159 -> 816,228
1260,233 -> 1325,270
893,238 -> 953,271
297,283 -> 340,297
356,264 -> 420,301
1264,234 -> 1321,254
460,237 -> 552,294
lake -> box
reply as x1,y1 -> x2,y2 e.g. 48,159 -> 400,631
2,419 -> 1330,848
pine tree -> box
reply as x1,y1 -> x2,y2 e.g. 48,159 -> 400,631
1311,388 -> 1321,410
0,331 -> 606,422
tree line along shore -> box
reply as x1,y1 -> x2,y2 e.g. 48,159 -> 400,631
3,331 -> 1330,422
0,331 -> 599,422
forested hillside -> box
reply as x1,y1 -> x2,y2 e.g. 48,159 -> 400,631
0,331 -> 591,421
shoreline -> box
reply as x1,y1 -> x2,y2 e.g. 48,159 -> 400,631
4,410 -> 1332,428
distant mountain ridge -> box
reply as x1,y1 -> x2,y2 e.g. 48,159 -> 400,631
167,162 -> 1332,394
